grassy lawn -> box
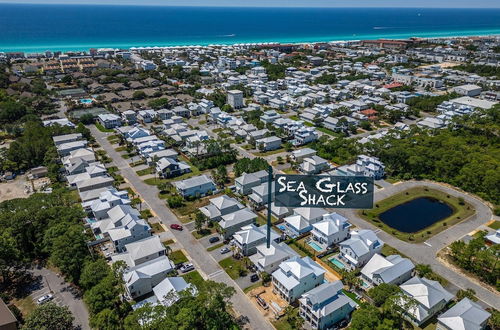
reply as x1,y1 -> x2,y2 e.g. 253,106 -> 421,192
169,250 -> 188,264
243,281 -> 263,294
136,167 -> 154,176
182,270 -> 205,289
162,239 -> 174,246
254,147 -> 286,157
488,221 -> 500,230
95,123 -> 114,132
130,160 -> 146,167
219,257 -> 248,280
256,214 -> 279,226
115,146 -> 126,152
342,289 -> 362,305
381,244 -> 408,259
316,126 -> 341,136
150,222 -> 164,233
107,134 -> 120,142
358,187 -> 475,243
144,160 -> 202,186
12,296 -> 36,317
207,242 -> 225,252
140,209 -> 153,219
282,167 -> 299,174
171,197 -> 212,223
385,177 -> 400,184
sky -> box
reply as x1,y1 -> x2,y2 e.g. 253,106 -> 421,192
0,0 -> 499,8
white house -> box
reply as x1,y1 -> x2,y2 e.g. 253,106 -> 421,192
153,277 -> 197,307
360,254 -> 415,287
218,208 -> 258,239
199,194 -> 244,221
111,235 -> 166,267
437,298 -> 490,330
272,256 -> 326,302
123,256 -> 175,299
235,170 -> 268,195
227,90 -> 244,109
311,213 -> 351,247
233,224 -> 280,256
299,280 -> 357,330
400,276 -> 454,326
256,136 -> 282,151
339,229 -> 384,268
249,241 -> 299,274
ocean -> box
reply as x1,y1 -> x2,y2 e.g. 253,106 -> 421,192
0,4 -> 499,53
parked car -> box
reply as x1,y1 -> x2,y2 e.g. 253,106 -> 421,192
37,294 -> 53,305
170,224 -> 183,231
220,247 -> 230,254
180,263 -> 194,273
209,236 -> 220,244
250,274 -> 259,282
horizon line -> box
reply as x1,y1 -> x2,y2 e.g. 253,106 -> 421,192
1,2 -> 500,9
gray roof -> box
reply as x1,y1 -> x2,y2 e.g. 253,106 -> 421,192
302,280 -> 344,306
173,174 -> 214,190
437,298 -> 491,330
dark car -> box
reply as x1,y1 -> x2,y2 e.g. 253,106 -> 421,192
170,224 -> 183,231
209,236 -> 220,244
250,274 -> 259,282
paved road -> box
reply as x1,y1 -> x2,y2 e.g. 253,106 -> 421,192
90,126 -> 273,330
30,267 -> 90,330
339,181 -> 499,309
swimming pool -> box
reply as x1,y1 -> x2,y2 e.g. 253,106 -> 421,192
308,241 -> 323,252
329,257 -> 346,270
86,217 -> 97,224
80,98 -> 93,104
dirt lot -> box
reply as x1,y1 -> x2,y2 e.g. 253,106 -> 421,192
0,176 -> 31,202
247,285 -> 288,320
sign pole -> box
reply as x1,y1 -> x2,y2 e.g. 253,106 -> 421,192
267,165 -> 273,248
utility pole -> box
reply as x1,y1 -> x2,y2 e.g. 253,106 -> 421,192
266,165 -> 273,248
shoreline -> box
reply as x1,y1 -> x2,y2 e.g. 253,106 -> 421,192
1,30 -> 499,54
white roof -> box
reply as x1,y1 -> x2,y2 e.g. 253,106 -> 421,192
437,298 -> 491,330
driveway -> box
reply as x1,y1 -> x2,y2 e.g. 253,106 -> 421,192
30,267 -> 90,330
90,125 -> 273,330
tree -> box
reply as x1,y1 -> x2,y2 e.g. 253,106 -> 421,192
194,211 -> 206,233
350,303 -> 381,330
89,308 -> 121,330
23,303 -> 74,330
340,269 -> 362,290
79,259 -> 112,291
167,195 -> 184,208
367,283 -> 401,307
83,275 -> 121,316
48,224 -> 89,283
456,288 -> 477,301
132,91 -> 147,100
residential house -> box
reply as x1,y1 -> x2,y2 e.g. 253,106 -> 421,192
256,136 -> 282,151
53,133 -> 83,146
399,276 -> 454,326
199,195 -> 244,221
360,254 -> 415,287
249,241 -> 298,274
248,181 -> 275,208
173,174 -> 216,198
339,229 -> 384,268
111,235 -> 166,267
218,208 -> 258,239
299,280 -> 357,330
234,170 -> 268,195
123,256 -> 175,299
436,298 -> 490,330
300,156 -> 329,174
292,148 -> 317,162
97,113 -> 122,129
155,157 -> 191,178
153,277 -> 197,307
233,224 -> 280,256
311,213 -> 351,247
272,256 -> 326,303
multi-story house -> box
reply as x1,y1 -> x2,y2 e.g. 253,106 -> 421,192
339,229 -> 384,268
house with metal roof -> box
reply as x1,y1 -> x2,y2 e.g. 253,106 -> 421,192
235,170 -> 268,195
173,174 -> 216,198
123,256 -> 175,299
272,256 -> 326,303
111,236 -> 165,267
218,208 -> 257,239
360,253 -> 415,288
153,277 -> 197,307
311,212 -> 351,248
400,276 -> 454,326
199,195 -> 244,221
339,229 -> 384,269
299,280 -> 357,330
249,241 -> 299,274
233,224 -> 280,256
437,298 -> 490,330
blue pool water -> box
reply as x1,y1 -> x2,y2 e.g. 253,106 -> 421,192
86,217 -> 97,224
329,257 -> 346,270
80,98 -> 93,104
308,241 -> 323,252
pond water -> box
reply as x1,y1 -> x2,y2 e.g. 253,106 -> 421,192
379,197 -> 454,233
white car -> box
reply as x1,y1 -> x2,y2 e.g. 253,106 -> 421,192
180,263 -> 194,273
37,294 -> 53,305
220,247 -> 230,254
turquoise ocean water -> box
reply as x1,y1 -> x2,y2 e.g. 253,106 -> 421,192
0,5 -> 499,53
